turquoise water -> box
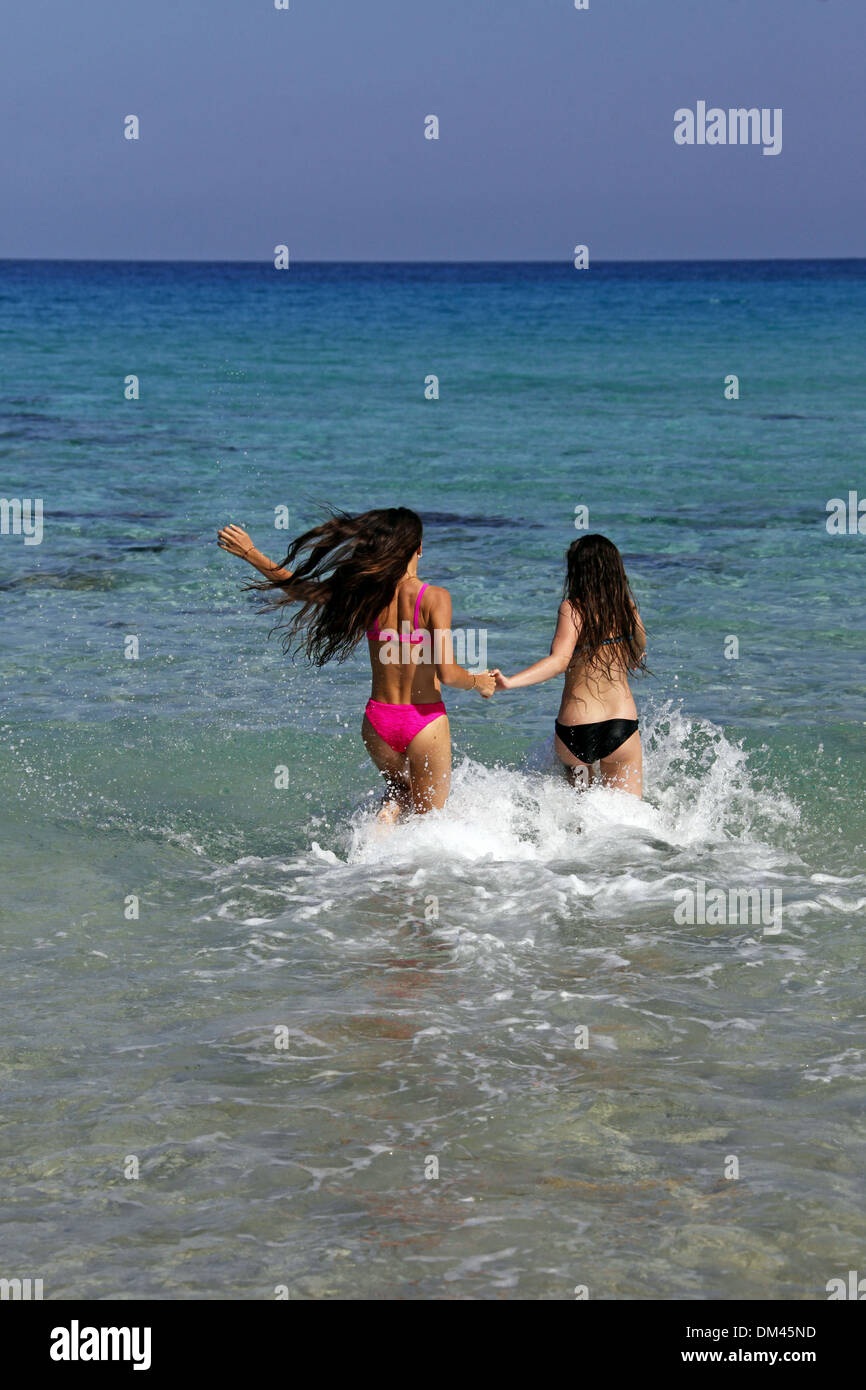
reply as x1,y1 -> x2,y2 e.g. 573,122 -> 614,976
1,260 -> 865,1299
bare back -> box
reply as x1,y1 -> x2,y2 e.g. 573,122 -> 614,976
367,578 -> 444,704
558,599 -> 645,723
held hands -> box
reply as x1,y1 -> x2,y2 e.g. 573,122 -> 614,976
217,524 -> 256,560
491,669 -> 514,691
474,669 -> 496,699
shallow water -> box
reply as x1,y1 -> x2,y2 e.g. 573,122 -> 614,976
1,260 -> 865,1298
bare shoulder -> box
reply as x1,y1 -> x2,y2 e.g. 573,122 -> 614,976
419,584 -> 450,626
424,583 -> 451,605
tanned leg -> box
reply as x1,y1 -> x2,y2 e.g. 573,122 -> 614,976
362,715 -> 412,822
554,732 -> 595,789
406,715 -> 452,813
598,730 -> 642,798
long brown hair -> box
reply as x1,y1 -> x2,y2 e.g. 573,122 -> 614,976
563,534 -> 646,676
250,506 -> 423,666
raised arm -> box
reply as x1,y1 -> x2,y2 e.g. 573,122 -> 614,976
427,586 -> 495,698
217,524 -> 292,582
494,601 -> 577,690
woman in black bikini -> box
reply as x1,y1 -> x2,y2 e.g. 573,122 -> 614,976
493,534 -> 647,796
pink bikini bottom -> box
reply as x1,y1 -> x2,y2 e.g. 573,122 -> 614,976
365,698 -> 447,755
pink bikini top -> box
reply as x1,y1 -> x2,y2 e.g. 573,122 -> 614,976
366,583 -> 429,643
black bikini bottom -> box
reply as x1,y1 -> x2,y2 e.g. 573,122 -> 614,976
554,718 -> 639,765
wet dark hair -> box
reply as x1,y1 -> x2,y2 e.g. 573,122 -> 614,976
250,506 -> 423,666
563,534 -> 646,677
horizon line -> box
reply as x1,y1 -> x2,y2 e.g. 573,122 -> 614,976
1,254 -> 865,266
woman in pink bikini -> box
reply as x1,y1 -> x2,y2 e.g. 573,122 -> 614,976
218,508 -> 495,818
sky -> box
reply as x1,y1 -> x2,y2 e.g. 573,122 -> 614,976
1,0 -> 863,261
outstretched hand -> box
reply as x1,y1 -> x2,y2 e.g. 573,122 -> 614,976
217,523 -> 255,559
475,670 -> 496,699
492,669 -> 513,691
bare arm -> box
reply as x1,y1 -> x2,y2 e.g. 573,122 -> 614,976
494,601 -> 577,690
631,608 -> 647,664
427,586 -> 495,697
217,524 -> 292,582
